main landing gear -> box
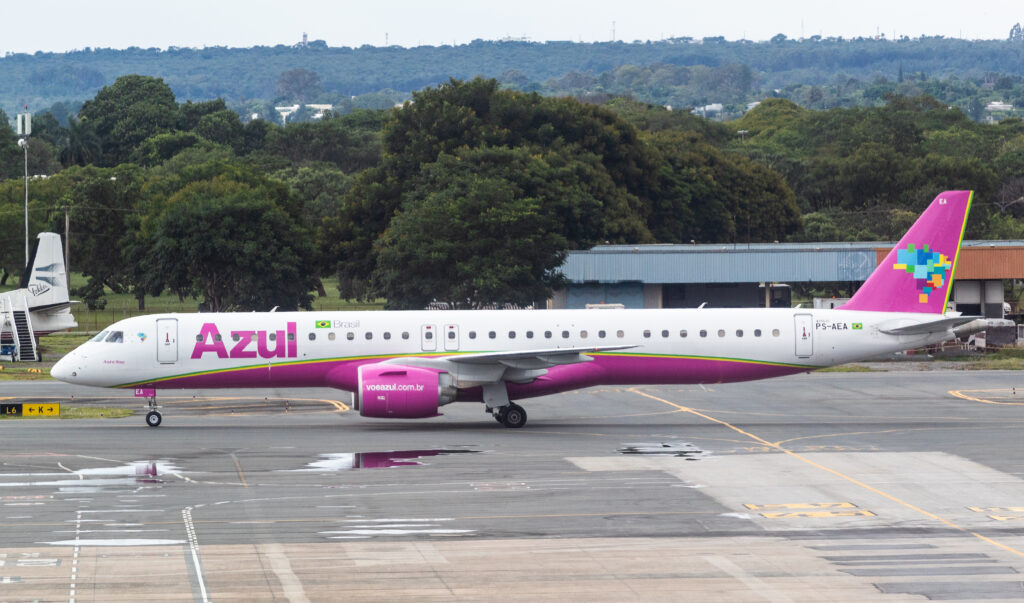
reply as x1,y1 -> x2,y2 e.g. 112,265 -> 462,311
492,403 -> 527,429
144,395 -> 162,427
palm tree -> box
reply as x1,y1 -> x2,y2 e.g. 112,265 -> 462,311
61,117 -> 102,166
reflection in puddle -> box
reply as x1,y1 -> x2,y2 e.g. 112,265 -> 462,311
289,449 -> 479,471
0,461 -> 180,491
618,442 -> 709,460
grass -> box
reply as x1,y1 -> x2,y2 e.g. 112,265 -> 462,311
0,365 -> 52,380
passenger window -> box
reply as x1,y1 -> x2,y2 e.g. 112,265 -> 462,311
736,330 -> 743,337
383,332 -> 391,340
232,334 -> 240,342
661,330 -> 669,338
195,334 -> 202,342
508,331 -> 516,339
489,331 -> 497,339
643,330 -> 651,338
365,332 -> 373,340
288,332 -> 295,341
105,331 -> 124,343
580,330 -> 588,339
561,330 -> 570,339
526,331 -> 534,339
214,334 -> 222,342
91,331 -> 109,342
616,330 -> 624,338
717,329 -> 725,337
754,329 -> 762,337
401,332 -> 409,340
772,329 -> 780,337
544,331 -> 552,338
469,331 -> 477,339
448,331 -> 456,340
680,330 -> 687,338
425,332 -> 433,340
700,330 -> 707,338
598,330 -> 606,338
308,333 -> 316,341
346,332 -> 354,341
328,332 -> 336,341
269,333 -> 276,341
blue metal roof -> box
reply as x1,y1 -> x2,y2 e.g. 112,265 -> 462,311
561,240 -> 1024,284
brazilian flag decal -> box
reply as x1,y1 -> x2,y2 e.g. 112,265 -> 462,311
852,323 -> 863,330
315,320 -> 331,329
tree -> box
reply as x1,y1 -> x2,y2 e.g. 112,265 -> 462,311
78,75 -> 179,165
145,178 -> 317,311
194,109 -> 245,151
61,117 -> 102,166
53,165 -> 147,308
276,68 -> 322,103
374,151 -> 569,309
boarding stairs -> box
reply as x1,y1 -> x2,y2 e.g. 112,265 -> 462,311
0,294 -> 38,362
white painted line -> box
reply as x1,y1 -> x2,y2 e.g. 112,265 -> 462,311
45,539 -> 187,546
321,529 -> 474,535
182,507 -> 210,603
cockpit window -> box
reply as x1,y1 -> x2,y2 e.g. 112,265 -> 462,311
105,331 -> 124,343
90,330 -> 109,343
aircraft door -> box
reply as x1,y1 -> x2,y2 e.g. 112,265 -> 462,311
421,324 -> 436,352
156,318 -> 178,364
444,324 -> 459,351
794,313 -> 813,358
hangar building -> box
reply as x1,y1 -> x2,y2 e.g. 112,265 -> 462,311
553,241 -> 1024,319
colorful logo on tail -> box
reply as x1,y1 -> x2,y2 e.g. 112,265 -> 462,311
893,244 -> 952,304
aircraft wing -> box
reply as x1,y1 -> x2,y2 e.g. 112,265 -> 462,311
381,345 -> 636,385
447,345 -> 636,369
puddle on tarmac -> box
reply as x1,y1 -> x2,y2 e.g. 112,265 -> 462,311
618,442 -> 709,460
0,461 -> 181,491
286,449 -> 480,472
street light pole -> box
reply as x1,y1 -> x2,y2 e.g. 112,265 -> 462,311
22,138 -> 28,265
17,111 -> 31,267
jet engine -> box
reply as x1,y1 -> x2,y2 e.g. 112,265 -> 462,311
354,364 -> 455,418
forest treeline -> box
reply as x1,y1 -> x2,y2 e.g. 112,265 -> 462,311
4,35 -> 1024,121
0,75 -> 1021,310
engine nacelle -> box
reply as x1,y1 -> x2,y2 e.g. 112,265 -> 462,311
355,364 -> 454,418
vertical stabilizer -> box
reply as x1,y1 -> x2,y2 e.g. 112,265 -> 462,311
841,191 -> 972,314
19,233 -> 71,311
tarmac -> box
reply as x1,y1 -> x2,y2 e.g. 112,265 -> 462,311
2,369 -> 1024,601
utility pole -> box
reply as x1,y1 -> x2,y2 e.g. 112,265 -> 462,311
16,111 -> 31,266
65,205 -> 71,290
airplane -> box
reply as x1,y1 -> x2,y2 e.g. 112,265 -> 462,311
52,190 -> 981,429
1,233 -> 77,361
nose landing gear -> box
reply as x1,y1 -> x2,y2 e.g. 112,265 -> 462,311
143,394 -> 162,427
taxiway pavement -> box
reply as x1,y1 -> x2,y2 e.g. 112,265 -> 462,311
2,370 -> 1024,600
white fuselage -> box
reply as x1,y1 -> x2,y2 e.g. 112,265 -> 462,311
51,308 -> 957,394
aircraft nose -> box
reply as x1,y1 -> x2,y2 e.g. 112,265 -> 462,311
50,353 -> 78,382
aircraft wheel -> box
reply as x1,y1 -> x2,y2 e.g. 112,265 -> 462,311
146,411 -> 162,428
500,404 -> 527,429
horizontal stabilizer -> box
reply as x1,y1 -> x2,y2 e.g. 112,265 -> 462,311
877,316 -> 982,336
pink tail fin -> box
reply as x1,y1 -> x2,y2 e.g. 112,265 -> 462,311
840,190 -> 972,314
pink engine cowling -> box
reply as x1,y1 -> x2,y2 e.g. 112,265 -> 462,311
356,364 -> 450,418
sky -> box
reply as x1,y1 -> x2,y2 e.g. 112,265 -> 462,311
1,0 -> 1021,53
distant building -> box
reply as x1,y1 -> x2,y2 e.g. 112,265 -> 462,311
691,103 -> 723,117
553,241 -> 1024,318
986,101 -> 1013,112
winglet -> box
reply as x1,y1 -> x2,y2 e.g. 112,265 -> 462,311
840,191 -> 972,314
